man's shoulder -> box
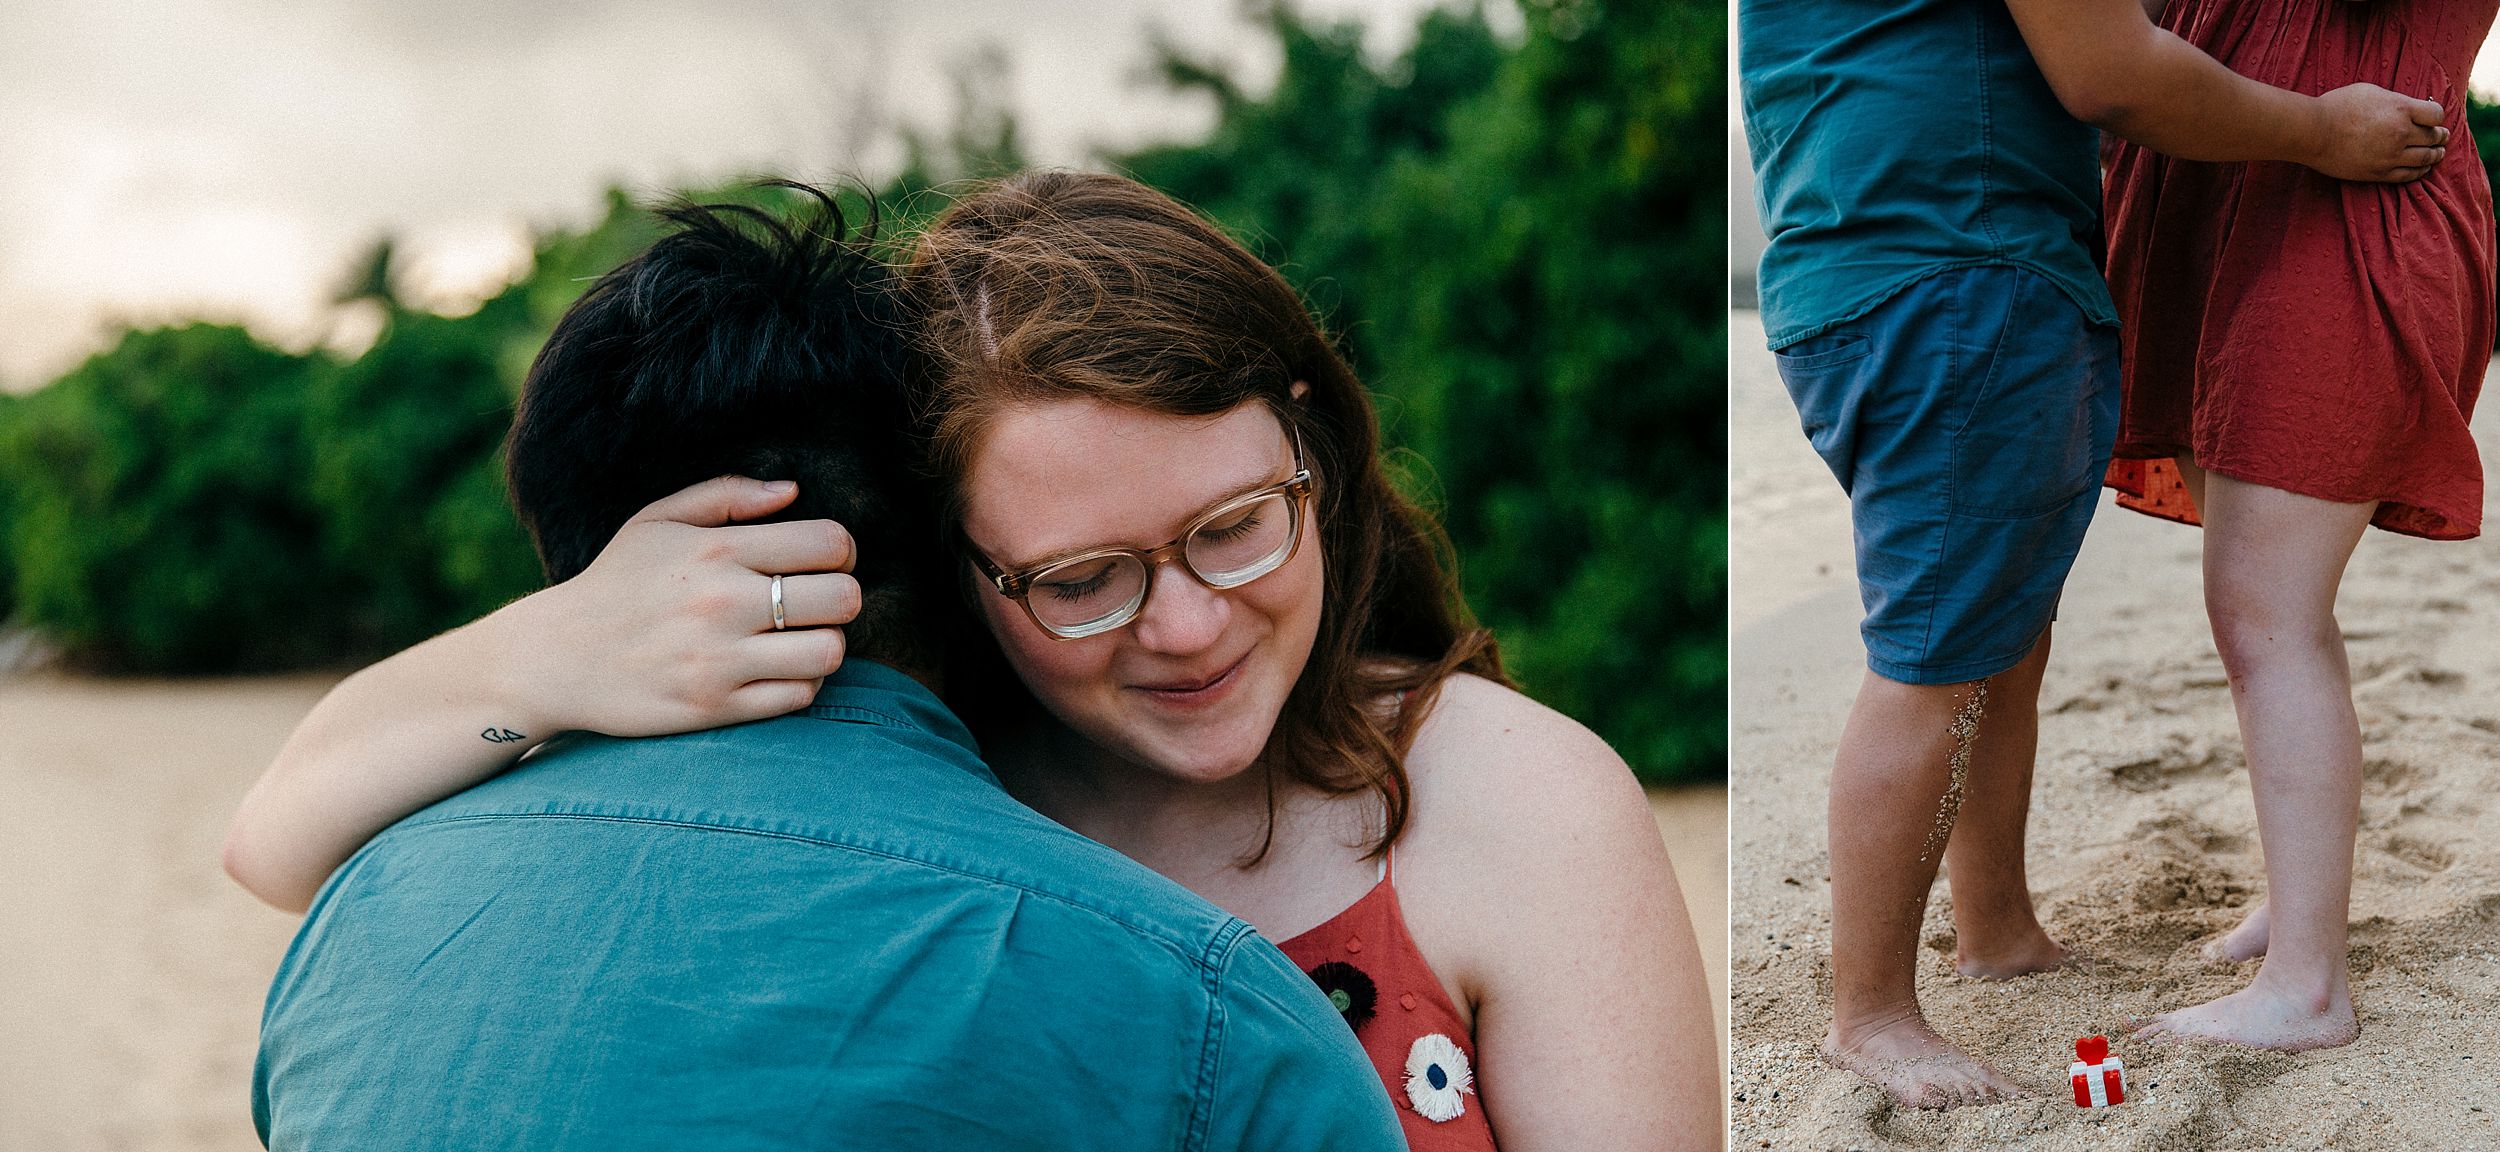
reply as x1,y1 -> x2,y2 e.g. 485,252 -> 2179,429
362,710 -> 1255,973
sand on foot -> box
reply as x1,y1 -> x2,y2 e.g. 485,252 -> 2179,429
1730,308 -> 2500,1151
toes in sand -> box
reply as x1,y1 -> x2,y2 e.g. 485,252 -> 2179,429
2129,982 -> 2357,1052
1822,1016 -> 2028,1110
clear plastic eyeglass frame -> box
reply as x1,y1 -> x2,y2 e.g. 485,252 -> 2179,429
966,432 -> 1317,640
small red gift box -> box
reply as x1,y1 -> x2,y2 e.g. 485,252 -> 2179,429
2068,1035 -> 2126,1108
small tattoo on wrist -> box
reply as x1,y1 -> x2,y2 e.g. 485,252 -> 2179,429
481,727 -> 526,744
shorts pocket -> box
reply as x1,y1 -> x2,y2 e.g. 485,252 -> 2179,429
1773,332 -> 1873,372
1775,330 -> 1877,489
1948,276 -> 2111,519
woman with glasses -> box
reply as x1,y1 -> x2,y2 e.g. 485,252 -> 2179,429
224,171 -> 1717,1148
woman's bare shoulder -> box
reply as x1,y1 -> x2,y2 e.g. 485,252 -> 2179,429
1392,674 -> 1686,1014
1403,673 -> 1647,823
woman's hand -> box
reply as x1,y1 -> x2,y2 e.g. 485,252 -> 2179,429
497,476 -> 863,737
224,475 -> 860,913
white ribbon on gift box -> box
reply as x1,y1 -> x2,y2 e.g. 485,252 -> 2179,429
2069,1056 -> 2127,1107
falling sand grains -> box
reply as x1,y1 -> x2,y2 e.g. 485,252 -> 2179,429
1918,679 -> 1989,864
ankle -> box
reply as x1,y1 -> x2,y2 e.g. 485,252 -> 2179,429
1951,912 -> 2049,946
2251,963 -> 2349,1014
1949,904 -> 2053,949
1829,999 -> 1929,1050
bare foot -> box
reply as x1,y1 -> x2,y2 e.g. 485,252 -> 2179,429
1955,930 -> 2075,981
2130,980 -> 2357,1051
2200,902 -> 2269,964
1823,1008 -> 2027,1110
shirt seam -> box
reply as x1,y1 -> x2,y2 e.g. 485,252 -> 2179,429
802,702 -> 915,729
794,693 -> 979,759
1972,9 -> 2004,256
1184,920 -> 1258,1152
387,810 -> 1231,968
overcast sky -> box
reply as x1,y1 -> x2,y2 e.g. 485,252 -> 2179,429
0,0 -> 1470,390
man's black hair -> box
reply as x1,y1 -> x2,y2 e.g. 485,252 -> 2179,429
505,181 -> 938,673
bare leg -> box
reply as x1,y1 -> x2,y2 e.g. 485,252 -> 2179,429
1940,633 -> 2069,978
1824,673 -> 2027,1109
2173,454 -> 2275,963
2134,474 -> 2369,1050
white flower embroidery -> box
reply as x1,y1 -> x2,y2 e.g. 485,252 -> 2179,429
1403,1033 -> 1475,1122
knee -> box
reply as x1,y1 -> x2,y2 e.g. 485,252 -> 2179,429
2204,580 -> 2338,676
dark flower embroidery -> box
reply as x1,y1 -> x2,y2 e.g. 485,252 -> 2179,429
1304,960 -> 1378,1031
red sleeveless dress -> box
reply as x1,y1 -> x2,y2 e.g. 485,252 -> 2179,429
1279,851 -> 1498,1150
2101,0 -> 2497,539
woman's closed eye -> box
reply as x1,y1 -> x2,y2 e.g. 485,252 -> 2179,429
1038,560 -> 1120,603
1194,507 -> 1265,544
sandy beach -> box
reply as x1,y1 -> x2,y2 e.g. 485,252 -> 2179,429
0,670 -> 1726,1150
1730,308 -> 2500,1150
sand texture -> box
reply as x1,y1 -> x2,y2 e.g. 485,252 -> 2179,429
1730,309 -> 2500,1151
0,669 -> 1725,1150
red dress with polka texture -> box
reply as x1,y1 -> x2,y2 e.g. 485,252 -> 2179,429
2102,0 -> 2497,539
1279,851 -> 1498,1150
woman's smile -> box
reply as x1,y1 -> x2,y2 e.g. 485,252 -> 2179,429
1130,650 -> 1252,708
962,397 -> 1325,784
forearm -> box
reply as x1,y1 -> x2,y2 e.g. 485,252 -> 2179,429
2084,28 -> 2327,163
223,603 -> 554,912
2020,10 -> 2328,165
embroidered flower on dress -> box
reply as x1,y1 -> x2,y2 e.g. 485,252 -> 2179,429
1403,1033 -> 1475,1122
1304,961 -> 1378,1031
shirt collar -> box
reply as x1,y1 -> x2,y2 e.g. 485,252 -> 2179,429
802,660 -> 983,762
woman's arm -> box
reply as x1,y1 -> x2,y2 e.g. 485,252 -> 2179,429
1397,676 -> 1719,1151
223,476 -> 861,912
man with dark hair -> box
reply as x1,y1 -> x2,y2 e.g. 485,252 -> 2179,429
251,187 -> 1401,1150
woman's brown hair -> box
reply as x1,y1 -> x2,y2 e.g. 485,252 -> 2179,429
903,169 -> 1506,861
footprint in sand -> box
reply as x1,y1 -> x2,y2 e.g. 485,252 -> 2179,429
2105,737 -> 2228,794
2359,755 -> 2426,795
2354,657 -> 2466,692
2380,832 -> 2456,874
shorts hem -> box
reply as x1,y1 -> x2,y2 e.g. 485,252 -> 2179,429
1866,641 -> 2036,687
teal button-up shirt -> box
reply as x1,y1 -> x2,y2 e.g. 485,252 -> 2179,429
1741,0 -> 2118,350
253,661 -> 1403,1151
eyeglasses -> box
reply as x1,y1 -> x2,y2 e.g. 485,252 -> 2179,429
967,435 -> 1316,640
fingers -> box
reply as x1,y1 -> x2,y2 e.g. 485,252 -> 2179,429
632,475 -> 801,528
767,572 -> 863,630
2403,120 -> 2449,149
2399,144 -> 2446,169
2410,97 -> 2446,127
717,518 -> 855,576
735,627 -> 848,685
718,678 -> 824,724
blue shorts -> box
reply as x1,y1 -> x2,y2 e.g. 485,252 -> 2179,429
1773,265 -> 2121,686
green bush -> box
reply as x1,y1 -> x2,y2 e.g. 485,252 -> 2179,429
0,388 -> 17,621
0,3 -> 1727,784
0,326 -> 349,671
304,305 -> 541,649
